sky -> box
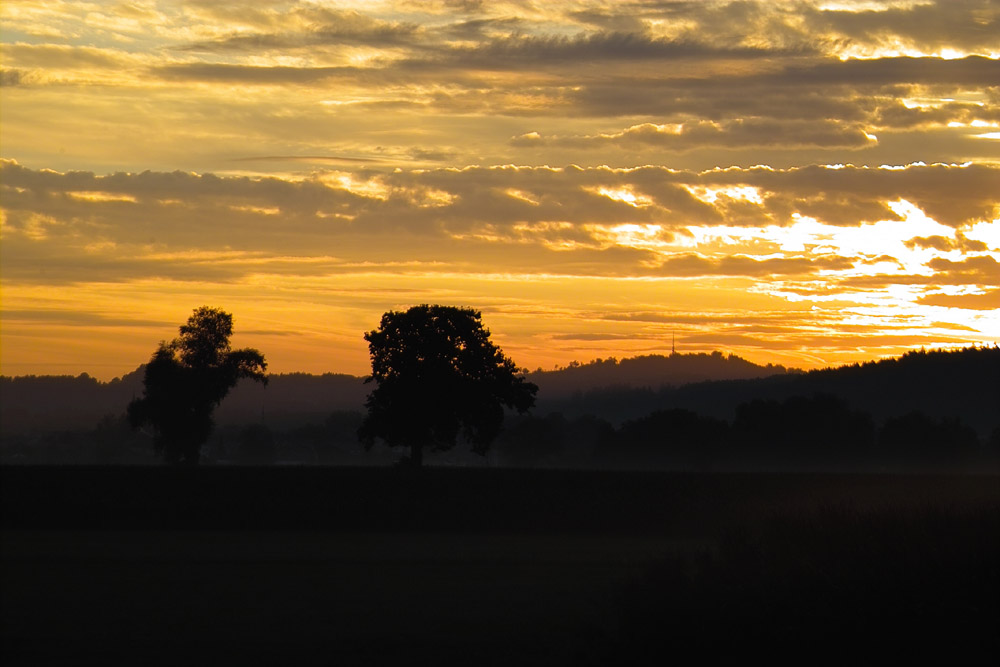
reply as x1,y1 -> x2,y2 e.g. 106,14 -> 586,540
1,0 -> 998,380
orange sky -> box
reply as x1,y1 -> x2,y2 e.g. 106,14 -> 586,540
1,0 -> 998,380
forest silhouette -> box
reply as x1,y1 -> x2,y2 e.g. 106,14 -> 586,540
2,335 -> 997,469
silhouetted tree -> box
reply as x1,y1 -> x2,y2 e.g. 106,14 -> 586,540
878,411 -> 979,464
358,305 -> 537,466
597,408 -> 729,469
494,413 -> 568,467
237,423 -> 276,464
732,394 -> 874,463
989,425 -> 1000,458
127,307 -> 267,465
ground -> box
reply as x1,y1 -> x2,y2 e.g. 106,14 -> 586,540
2,467 -> 998,665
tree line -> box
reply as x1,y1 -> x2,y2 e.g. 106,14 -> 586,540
5,305 -> 997,469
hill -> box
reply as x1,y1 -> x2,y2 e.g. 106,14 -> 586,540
0,371 -> 144,436
526,351 -> 794,400
574,346 -> 999,435
3,347 -> 997,469
0,351 -> 794,436
0,369 -> 368,436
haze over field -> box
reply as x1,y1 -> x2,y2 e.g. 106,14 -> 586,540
2,0 -> 998,379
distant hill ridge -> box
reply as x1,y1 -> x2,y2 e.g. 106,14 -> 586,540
3,347 -> 996,437
1,351 -> 792,435
0,370 -> 365,435
526,351 -> 795,399
554,346 -> 1000,436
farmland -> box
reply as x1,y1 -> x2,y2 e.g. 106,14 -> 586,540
3,467 -> 998,665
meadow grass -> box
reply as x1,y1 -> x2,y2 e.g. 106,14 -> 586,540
2,467 -> 998,665
595,502 -> 1000,665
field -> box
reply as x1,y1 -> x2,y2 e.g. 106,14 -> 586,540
2,467 -> 998,665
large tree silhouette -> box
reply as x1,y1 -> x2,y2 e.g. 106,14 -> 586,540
359,305 -> 537,466
128,307 -> 267,465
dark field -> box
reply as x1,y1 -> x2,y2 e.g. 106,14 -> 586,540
2,467 -> 998,665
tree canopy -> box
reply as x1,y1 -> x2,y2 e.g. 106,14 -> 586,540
358,305 -> 537,466
127,307 -> 267,464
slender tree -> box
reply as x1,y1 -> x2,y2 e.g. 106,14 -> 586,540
128,307 -> 267,464
359,305 -> 537,466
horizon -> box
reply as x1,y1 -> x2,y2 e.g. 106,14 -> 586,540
4,344 -> 992,384
6,345 -> 790,382
2,1 -> 998,379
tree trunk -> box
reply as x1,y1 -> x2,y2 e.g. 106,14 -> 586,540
410,441 -> 424,467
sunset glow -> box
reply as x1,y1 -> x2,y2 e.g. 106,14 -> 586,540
2,0 -> 998,379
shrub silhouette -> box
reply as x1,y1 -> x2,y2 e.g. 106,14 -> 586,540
732,393 -> 875,463
878,411 -> 980,464
237,423 -> 276,464
598,408 -> 729,468
494,413 -> 568,467
358,305 -> 537,466
127,307 -> 267,465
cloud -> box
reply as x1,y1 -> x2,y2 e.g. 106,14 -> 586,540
148,32 -> 809,88
918,289 -> 1000,310
599,310 -> 811,326
549,332 -> 647,341
0,69 -> 23,87
228,155 -> 383,164
564,56 -> 998,118
0,308 -> 174,328
3,160 -> 995,293
767,56 -> 1000,89
874,100 -> 1000,130
830,254 -> 1000,292
707,162 -> 1000,227
514,119 -> 877,151
5,2 -> 998,177
905,235 -> 955,252
3,158 -> 996,243
148,40 -> 998,94
905,234 -> 989,253
151,63 -> 361,84
653,253 -> 855,277
926,255 -> 1000,284
423,30 -> 810,66
177,9 -> 422,52
442,16 -> 531,40
812,0 -> 1000,54
2,43 -> 137,70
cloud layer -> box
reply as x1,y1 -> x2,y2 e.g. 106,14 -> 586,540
1,1 -> 999,377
